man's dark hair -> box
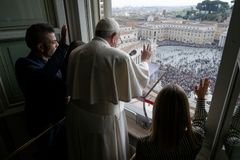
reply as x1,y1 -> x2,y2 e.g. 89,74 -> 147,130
25,23 -> 55,50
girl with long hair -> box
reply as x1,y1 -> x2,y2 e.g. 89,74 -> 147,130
135,78 -> 209,160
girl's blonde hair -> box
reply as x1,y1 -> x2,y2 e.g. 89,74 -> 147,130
150,84 -> 195,150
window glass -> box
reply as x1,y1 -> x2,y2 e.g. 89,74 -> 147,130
112,0 -> 233,119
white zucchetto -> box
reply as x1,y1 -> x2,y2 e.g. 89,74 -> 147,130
95,18 -> 120,33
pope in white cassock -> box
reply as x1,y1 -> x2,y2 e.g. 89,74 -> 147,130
66,18 -> 152,160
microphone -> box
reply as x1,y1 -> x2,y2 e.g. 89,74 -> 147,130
129,50 -> 137,56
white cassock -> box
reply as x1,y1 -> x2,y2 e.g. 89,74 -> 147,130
66,36 -> 149,160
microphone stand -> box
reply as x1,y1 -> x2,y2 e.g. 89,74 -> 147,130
140,70 -> 167,126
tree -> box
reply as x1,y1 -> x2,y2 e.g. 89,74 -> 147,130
196,0 -> 229,14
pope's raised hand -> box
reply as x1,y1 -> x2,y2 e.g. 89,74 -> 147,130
141,44 -> 152,62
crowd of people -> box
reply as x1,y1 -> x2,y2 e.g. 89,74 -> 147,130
154,46 -> 222,96
157,39 -> 222,49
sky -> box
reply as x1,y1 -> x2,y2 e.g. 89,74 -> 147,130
112,0 -> 232,7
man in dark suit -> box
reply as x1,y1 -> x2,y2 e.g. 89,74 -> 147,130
15,23 -> 69,159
